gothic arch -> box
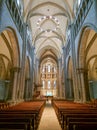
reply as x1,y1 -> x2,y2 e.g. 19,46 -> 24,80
77,24 -> 97,68
27,2 -> 71,21
0,54 -> 12,80
77,24 -> 97,101
0,27 -> 21,100
1,27 -> 20,67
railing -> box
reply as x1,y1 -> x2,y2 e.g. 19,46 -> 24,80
5,0 -> 24,39
73,0 -> 93,39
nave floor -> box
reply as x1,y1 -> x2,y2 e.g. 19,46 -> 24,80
38,100 -> 62,130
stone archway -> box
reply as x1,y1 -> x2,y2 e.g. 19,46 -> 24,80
78,27 -> 97,102
0,28 -> 20,101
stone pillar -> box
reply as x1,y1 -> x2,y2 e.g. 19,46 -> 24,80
38,65 -> 41,85
31,46 -> 35,97
58,58 -> 63,98
71,70 -> 80,102
76,69 -> 83,102
16,68 -> 21,100
62,46 -> 67,99
70,24 -> 80,102
11,67 -> 21,102
19,23 -> 27,100
19,68 -> 25,100
77,68 -> 89,102
24,78 -> 30,100
36,58 -> 39,85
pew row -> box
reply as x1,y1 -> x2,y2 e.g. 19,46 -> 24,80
0,101 -> 46,130
66,117 -> 97,130
52,100 -> 97,130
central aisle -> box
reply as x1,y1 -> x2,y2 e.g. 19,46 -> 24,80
38,101 -> 62,130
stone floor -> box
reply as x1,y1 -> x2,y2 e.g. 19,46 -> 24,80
37,100 -> 62,130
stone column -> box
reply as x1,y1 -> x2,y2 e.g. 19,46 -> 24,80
25,78 -> 30,100
36,58 -> 39,85
58,58 -> 63,98
16,68 -> 21,100
71,70 -> 80,102
70,24 -> 80,102
38,63 -> 40,86
77,68 -> 89,102
62,46 -> 68,99
19,23 -> 27,100
76,69 -> 83,102
11,67 -> 21,102
30,46 -> 35,98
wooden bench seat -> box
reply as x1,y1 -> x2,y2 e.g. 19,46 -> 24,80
61,113 -> 97,130
0,113 -> 35,130
52,100 -> 97,130
67,118 -> 97,130
0,118 -> 29,130
0,101 -> 45,130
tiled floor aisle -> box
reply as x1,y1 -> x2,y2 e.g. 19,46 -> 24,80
38,101 -> 62,130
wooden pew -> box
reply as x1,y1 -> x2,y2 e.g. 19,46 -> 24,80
59,108 -> 97,129
0,113 -> 35,130
61,112 -> 97,130
0,118 -> 30,130
52,100 -> 97,130
0,101 -> 45,130
67,118 -> 97,130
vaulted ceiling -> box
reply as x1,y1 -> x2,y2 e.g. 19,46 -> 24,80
23,0 -> 74,61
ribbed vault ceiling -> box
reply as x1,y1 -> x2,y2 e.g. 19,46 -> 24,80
23,0 -> 74,60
